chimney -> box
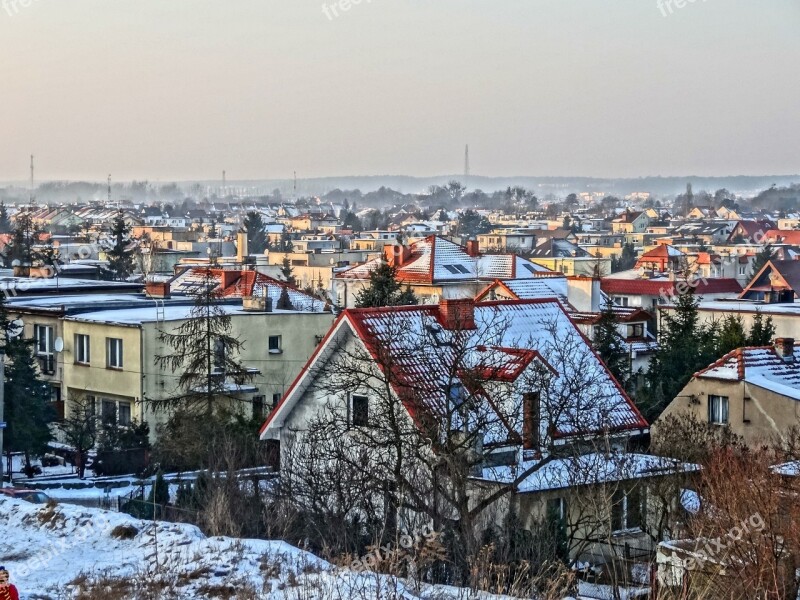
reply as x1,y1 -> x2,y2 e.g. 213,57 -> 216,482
384,244 -> 410,268
237,231 -> 248,263
774,338 -> 795,362
465,239 -> 480,257
146,281 -> 170,299
220,269 -> 239,290
439,298 -> 476,330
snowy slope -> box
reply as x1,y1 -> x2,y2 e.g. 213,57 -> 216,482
0,496 -> 516,599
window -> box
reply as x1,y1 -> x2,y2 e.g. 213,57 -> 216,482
522,392 -> 541,451
106,338 -> 123,369
101,399 -> 117,425
612,487 -> 645,532
272,392 -> 282,409
34,324 -> 55,374
268,335 -> 282,354
613,296 -> 629,307
708,395 -> 729,424
351,394 -> 369,427
118,402 -> 132,426
75,334 -> 90,365
628,324 -> 644,338
547,497 -> 567,522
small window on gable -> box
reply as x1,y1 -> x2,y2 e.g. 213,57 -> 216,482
709,395 -> 729,424
351,395 -> 369,427
522,391 -> 541,451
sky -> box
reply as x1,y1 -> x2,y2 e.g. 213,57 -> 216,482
0,0 -> 798,182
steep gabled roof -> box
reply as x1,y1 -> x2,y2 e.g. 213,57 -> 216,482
260,299 -> 648,441
740,259 -> 800,299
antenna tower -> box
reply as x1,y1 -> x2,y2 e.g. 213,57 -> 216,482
464,144 -> 470,181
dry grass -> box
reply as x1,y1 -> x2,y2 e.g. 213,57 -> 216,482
109,524 -> 139,540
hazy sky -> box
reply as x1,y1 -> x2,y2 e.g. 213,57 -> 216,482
1,0 -> 798,182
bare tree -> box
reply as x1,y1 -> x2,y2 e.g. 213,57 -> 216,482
278,303 -> 652,593
58,394 -> 98,479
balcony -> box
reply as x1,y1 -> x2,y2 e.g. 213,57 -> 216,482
37,354 -> 55,375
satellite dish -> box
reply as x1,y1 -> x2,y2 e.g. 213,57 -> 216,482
7,319 -> 23,339
54,337 -> 64,353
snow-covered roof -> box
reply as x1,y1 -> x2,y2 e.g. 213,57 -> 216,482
695,345 -> 800,400
477,452 -> 697,493
475,277 -> 570,308
170,268 -> 326,312
262,299 -> 647,441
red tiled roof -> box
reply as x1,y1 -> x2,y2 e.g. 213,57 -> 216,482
764,230 -> 800,245
601,278 -> 742,296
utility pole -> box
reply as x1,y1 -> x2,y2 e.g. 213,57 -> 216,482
464,144 -> 470,182
29,155 -> 35,207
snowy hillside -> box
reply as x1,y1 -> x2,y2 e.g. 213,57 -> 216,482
0,497 -> 515,600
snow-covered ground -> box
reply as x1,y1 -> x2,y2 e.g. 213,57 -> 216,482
0,495 -> 649,599
0,496 -> 518,599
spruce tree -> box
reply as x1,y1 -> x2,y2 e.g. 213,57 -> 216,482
0,202 -> 11,234
104,211 -> 136,281
592,301 -> 630,388
2,288 -> 55,476
641,287 -> 716,422
280,255 -> 297,287
717,314 -> 747,355
749,311 -> 776,346
355,261 -> 418,308
152,269 -> 254,416
243,211 -> 268,254
749,244 -> 774,279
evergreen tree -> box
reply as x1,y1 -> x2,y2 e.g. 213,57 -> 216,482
4,211 -> 39,270
640,287 -> 717,422
152,269 -> 255,416
342,210 -> 363,232
592,301 -> 630,388
0,202 -> 11,234
104,211 -> 136,281
749,244 -> 774,279
3,301 -> 55,477
355,261 -> 418,308
243,211 -> 268,254
611,243 -> 637,273
280,255 -> 297,287
748,311 -> 776,346
717,314 -> 747,355
276,285 -> 294,310
58,395 -> 99,479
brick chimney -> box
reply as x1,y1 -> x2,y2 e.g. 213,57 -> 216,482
439,298 -> 476,330
145,281 -> 170,299
384,244 -> 411,268
220,269 -> 239,290
465,239 -> 480,257
774,338 -> 795,362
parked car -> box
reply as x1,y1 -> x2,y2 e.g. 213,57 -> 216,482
0,488 -> 51,504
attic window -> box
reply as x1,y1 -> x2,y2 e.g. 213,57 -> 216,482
444,264 -> 469,275
522,264 -> 538,274
351,395 -> 369,427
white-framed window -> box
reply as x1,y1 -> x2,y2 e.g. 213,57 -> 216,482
34,324 -> 55,374
268,335 -> 282,354
118,402 -> 132,426
547,497 -> 567,522
106,338 -> 123,369
75,334 -> 90,365
708,395 -> 729,424
612,486 -> 645,532
351,394 -> 369,427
